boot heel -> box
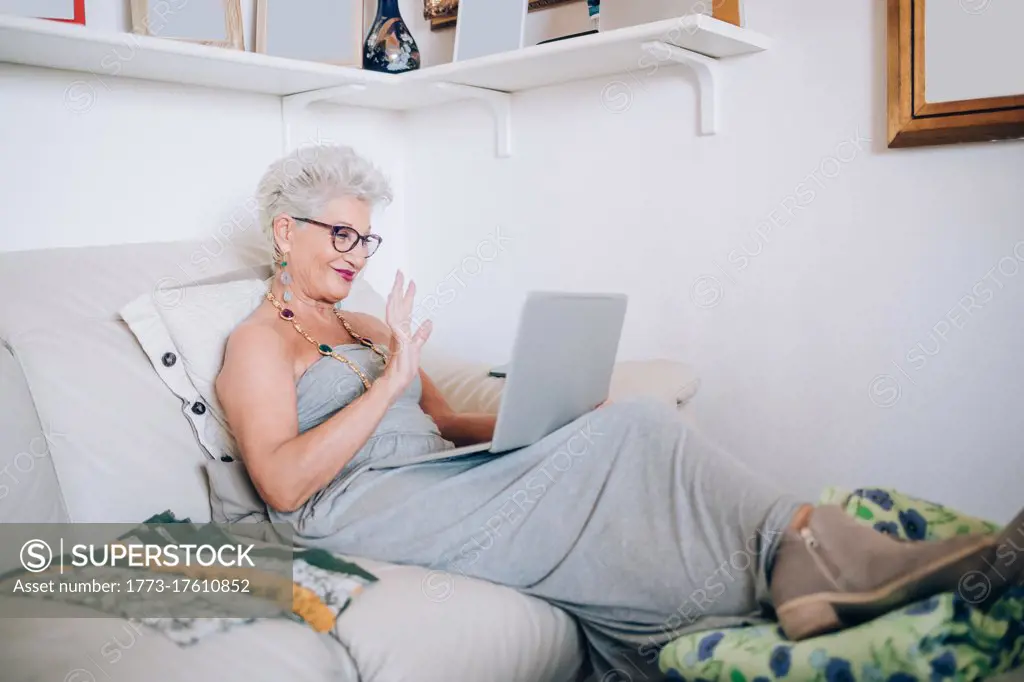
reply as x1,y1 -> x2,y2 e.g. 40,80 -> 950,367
778,599 -> 842,640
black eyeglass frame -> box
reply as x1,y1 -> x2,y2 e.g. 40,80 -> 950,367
291,216 -> 383,257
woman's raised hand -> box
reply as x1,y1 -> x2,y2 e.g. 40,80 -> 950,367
379,270 -> 432,400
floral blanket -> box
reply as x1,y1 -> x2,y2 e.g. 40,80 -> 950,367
0,511 -> 377,647
659,487 -> 1024,682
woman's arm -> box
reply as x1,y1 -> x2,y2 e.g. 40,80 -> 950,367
352,313 -> 497,447
216,323 -> 404,513
218,273 -> 430,513
419,370 -> 497,447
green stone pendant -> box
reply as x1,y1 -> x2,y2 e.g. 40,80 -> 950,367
318,344 -> 333,355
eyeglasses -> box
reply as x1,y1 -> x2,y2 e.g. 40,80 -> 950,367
292,217 -> 383,258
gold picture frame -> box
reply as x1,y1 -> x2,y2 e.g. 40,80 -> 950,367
886,0 -> 1024,148
130,0 -> 244,49
425,0 -> 582,30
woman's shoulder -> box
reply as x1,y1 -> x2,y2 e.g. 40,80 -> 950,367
215,309 -> 292,399
225,307 -> 288,359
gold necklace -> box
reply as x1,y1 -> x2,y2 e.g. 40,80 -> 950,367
265,291 -> 388,390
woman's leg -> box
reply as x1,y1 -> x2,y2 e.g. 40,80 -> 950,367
553,404 -> 808,680
567,401 -> 1018,677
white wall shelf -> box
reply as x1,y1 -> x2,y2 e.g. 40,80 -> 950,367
642,41 -> 719,135
0,15 -> 390,95
0,13 -> 771,156
401,13 -> 769,92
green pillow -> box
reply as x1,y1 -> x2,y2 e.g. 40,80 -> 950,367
818,486 -> 1001,541
659,487 -> 1024,682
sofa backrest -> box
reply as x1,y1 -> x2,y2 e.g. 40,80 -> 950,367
0,239 -> 701,526
0,239 -> 285,524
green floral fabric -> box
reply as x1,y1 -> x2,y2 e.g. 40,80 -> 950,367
0,510 -> 377,647
659,487 -> 1024,682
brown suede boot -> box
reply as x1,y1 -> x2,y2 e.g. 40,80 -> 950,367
974,507 -> 1024,610
769,505 -> 1009,641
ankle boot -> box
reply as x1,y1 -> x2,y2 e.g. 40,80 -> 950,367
974,507 -> 1024,610
769,504 -> 1008,641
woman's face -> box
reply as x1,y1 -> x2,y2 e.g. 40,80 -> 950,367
277,195 -> 374,304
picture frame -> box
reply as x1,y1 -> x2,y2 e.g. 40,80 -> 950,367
425,0 -> 580,31
713,0 -> 743,28
255,0 -> 363,67
886,0 -> 1024,147
453,0 -> 528,62
0,0 -> 85,24
129,0 -> 244,50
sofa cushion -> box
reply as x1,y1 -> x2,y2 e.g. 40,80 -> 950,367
332,555 -> 585,682
120,278 -> 267,462
426,356 -> 701,414
7,319 -> 213,523
0,343 -> 69,523
0,597 -> 360,682
0,241 -> 270,337
0,240 -> 272,524
120,277 -> 388,462
0,554 -> 585,682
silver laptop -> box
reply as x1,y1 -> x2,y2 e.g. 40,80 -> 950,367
436,291 -> 628,460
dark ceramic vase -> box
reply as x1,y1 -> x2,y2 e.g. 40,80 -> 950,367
363,0 -> 420,74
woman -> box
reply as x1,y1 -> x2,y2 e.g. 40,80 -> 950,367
216,145 -> 1020,681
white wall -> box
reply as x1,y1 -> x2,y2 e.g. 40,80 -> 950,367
0,0 -> 554,279
399,0 -> 1024,523
1,1 -> 1022,522
0,2 -> 409,289
0,63 -> 407,269
0,62 -> 280,252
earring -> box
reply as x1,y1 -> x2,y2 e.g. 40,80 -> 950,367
279,258 -> 293,303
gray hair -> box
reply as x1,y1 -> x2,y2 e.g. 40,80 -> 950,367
256,144 -> 393,263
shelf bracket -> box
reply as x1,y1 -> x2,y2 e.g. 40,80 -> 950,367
434,82 -> 513,158
281,84 -> 370,153
641,41 -> 719,135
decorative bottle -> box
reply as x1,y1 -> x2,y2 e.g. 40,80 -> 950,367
363,0 -> 421,74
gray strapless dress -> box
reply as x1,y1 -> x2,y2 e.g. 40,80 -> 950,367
269,345 -> 803,681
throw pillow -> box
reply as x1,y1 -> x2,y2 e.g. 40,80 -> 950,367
120,274 -> 387,462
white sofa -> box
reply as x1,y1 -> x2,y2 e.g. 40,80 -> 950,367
0,240 -> 701,682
